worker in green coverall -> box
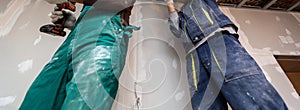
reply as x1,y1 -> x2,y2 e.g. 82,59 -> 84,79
20,0 -> 139,109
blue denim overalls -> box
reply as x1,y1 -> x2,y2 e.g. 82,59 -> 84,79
169,0 -> 287,109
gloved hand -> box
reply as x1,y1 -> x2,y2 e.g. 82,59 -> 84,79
50,8 -> 76,30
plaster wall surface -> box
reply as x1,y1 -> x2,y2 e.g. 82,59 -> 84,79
0,0 -> 299,110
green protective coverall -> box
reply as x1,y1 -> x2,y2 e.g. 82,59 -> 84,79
20,6 -> 139,110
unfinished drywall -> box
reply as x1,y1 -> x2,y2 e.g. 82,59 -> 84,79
0,0 -> 300,110
0,0 -> 192,110
112,2 -> 192,110
227,8 -> 300,55
0,0 -> 80,109
221,7 -> 300,109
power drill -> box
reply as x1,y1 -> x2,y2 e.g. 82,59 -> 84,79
39,1 -> 76,37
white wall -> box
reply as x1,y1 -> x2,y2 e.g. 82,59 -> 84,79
0,0 -> 65,109
0,0 -> 299,110
112,2 -> 192,110
221,7 -> 300,109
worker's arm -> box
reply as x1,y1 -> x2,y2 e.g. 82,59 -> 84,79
167,0 -> 176,13
48,0 -> 81,30
167,0 -> 179,26
166,0 -> 181,38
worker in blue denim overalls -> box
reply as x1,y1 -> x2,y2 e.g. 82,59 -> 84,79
166,0 -> 288,109
20,0 -> 139,110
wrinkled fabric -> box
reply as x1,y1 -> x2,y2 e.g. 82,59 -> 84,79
20,6 -> 138,110
168,0 -> 288,109
180,0 -> 237,42
191,33 -> 288,110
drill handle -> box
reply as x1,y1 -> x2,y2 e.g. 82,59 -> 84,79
53,1 -> 76,26
56,1 -> 76,12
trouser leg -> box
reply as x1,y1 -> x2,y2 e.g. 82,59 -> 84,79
19,29 -> 75,110
190,61 -> 228,110
191,33 -> 287,110
60,12 -> 127,110
219,34 -> 287,110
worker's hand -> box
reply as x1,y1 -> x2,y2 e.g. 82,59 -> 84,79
61,9 -> 76,30
50,8 -> 76,30
166,0 -> 176,12
50,9 -> 64,23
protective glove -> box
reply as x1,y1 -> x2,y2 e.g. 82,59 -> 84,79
50,8 -> 76,30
